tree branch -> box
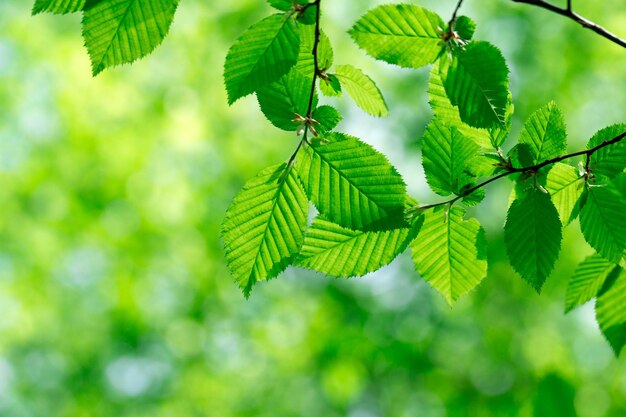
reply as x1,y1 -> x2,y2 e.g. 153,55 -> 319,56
512,0 -> 626,48
409,130 -> 626,213
448,0 -> 465,27
286,0 -> 322,170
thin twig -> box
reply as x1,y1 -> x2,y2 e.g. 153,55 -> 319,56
512,0 -> 626,48
410,131 -> 626,213
286,0 -> 322,170
448,0 -> 465,27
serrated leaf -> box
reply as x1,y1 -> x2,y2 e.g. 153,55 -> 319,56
334,65 -> 388,117
545,163 -> 583,225
82,0 -> 179,75
519,101 -> 567,164
428,62 -> 492,148
32,0 -> 87,14
223,14 -> 299,104
318,31 -> 333,70
411,206 -> 487,304
579,185 -> 626,263
221,164 -> 308,296
349,4 -> 444,69
267,0 -> 306,12
421,119 -> 479,196
587,124 -> 626,179
505,189 -> 562,292
453,16 -> 476,41
296,216 -> 422,277
440,41 -> 510,129
296,132 -> 406,231
596,268 -> 626,355
311,105 -> 342,134
566,254 -> 618,312
320,74 -> 342,97
257,69 -> 314,131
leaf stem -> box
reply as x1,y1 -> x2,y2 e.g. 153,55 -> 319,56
410,130 -> 626,213
286,0 -> 322,170
512,0 -> 626,48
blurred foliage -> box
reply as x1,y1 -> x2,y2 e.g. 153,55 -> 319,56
0,0 -> 625,416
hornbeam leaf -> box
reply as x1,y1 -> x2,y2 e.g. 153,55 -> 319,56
296,216 -> 422,277
453,16 -> 476,42
579,185 -> 626,263
349,4 -> 444,69
223,14 -> 299,104
267,0 -> 307,12
296,132 -> 406,231
257,69 -> 315,131
32,0 -> 88,14
311,105 -> 342,134
421,119 -> 479,196
587,123 -> 626,180
596,268 -> 626,355
519,101 -> 567,164
335,65 -> 388,117
221,164 -> 308,296
320,74 -> 342,97
411,206 -> 488,304
545,163 -> 583,225
504,189 -> 562,292
82,0 -> 179,75
565,254 -> 619,313
440,41 -> 510,129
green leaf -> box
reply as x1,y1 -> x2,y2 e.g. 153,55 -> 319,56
311,105 -> 342,135
296,132 -> 406,231
82,0 -> 179,75
545,163 -> 583,225
318,31 -> 333,71
579,184 -> 626,263
334,65 -> 388,117
256,69 -> 314,131
565,254 -> 619,312
439,41 -> 510,129
223,14 -> 300,104
587,124 -> 626,180
421,119 -> 479,196
518,101 -> 567,165
349,4 -> 444,69
267,0 -> 306,12
320,74 -> 342,97
596,268 -> 626,355
453,16 -> 476,42
296,216 -> 422,277
504,189 -> 562,292
32,0 -> 87,14
221,164 -> 308,296
411,206 -> 488,304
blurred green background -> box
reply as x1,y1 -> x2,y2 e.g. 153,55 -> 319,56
0,0 -> 625,416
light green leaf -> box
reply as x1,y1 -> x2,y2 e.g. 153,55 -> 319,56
296,132 -> 406,231
440,41 -> 510,129
296,216 -> 422,277
82,0 -> 179,75
587,124 -> 626,180
223,14 -> 299,104
267,0 -> 306,12
580,184 -> 626,263
545,163 -> 583,225
566,254 -> 619,313
505,189 -> 562,292
32,0 -> 87,14
335,65 -> 388,117
221,164 -> 308,296
256,69 -> 314,131
349,4 -> 444,69
421,119 -> 479,196
411,206 -> 488,304
320,74 -> 342,97
311,105 -> 342,135
519,101 -> 567,164
294,22 -> 315,77
318,31 -> 333,71
596,268 -> 626,355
